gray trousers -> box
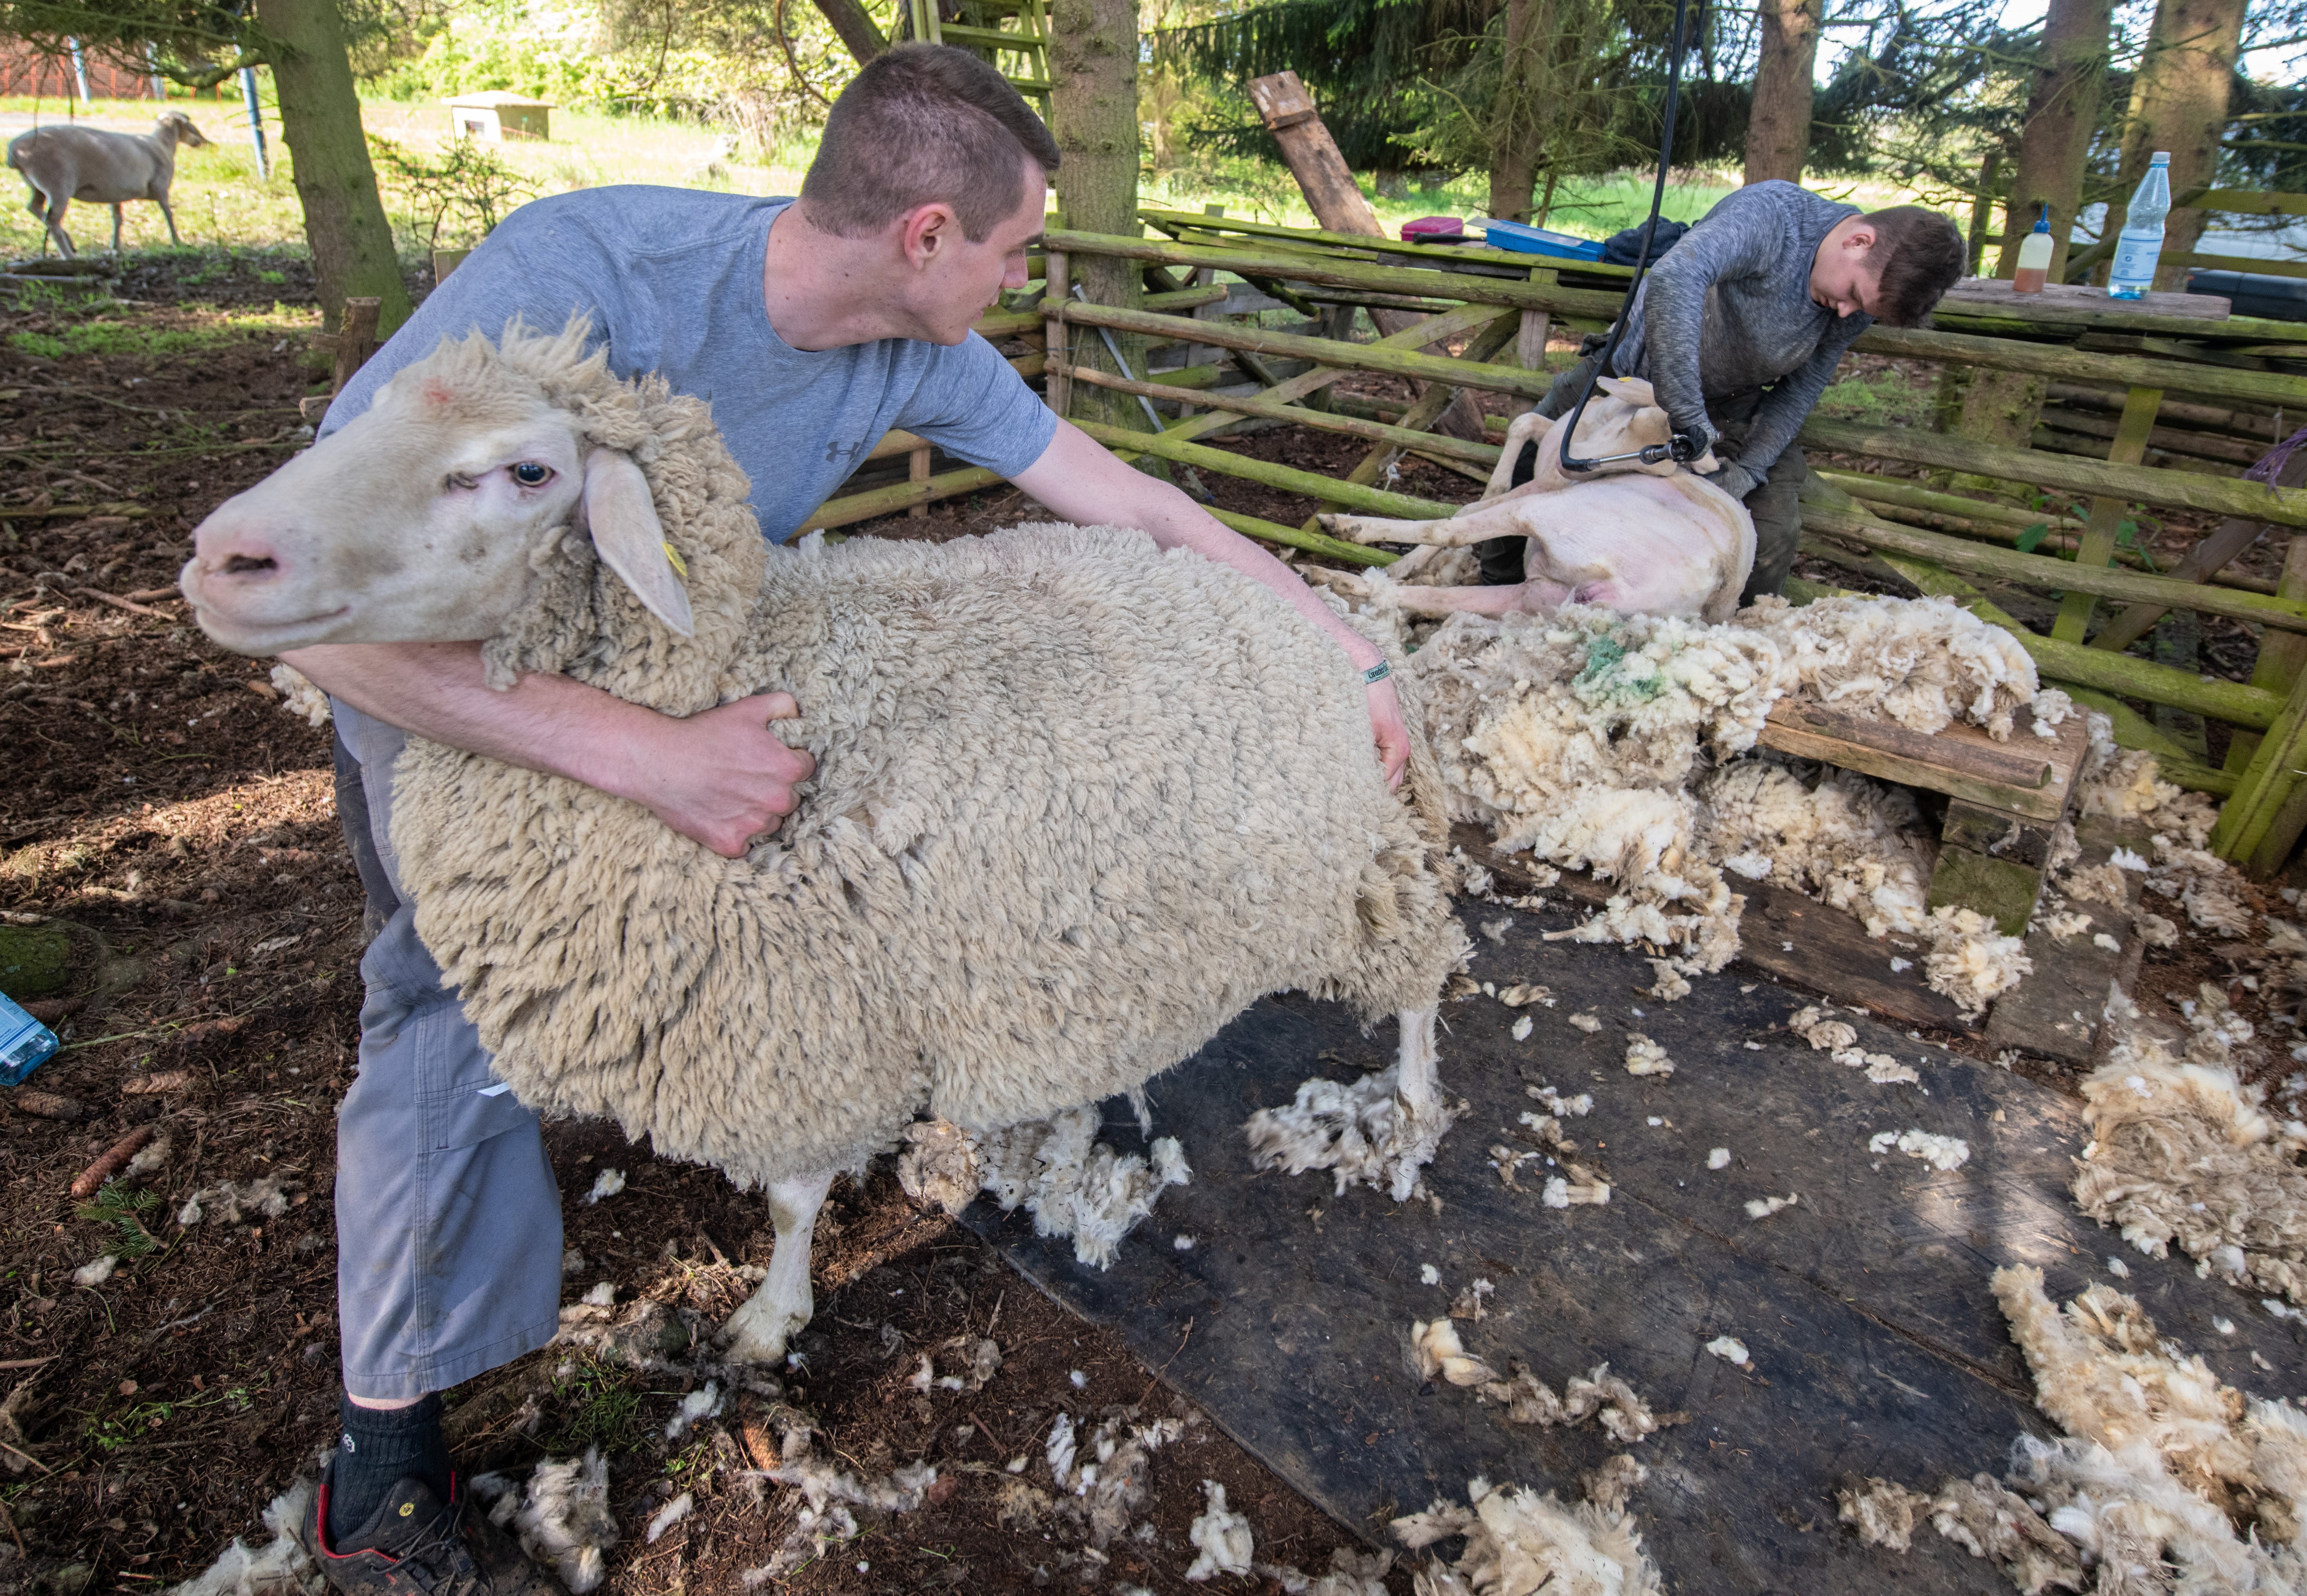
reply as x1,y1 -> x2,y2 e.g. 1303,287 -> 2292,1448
331,701 -> 563,1402
1476,350 -> 1805,606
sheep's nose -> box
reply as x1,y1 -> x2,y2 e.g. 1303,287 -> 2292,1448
191,515 -> 288,584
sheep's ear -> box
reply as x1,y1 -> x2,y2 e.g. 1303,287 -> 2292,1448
580,448 -> 693,637
1595,376 -> 1657,408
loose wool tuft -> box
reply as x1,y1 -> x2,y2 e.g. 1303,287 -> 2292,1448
383,329 -> 1465,1195
1392,1476 -> 1666,1596
2072,1006 -> 2307,1305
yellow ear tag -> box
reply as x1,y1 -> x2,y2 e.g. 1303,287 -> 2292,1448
399,1502 -> 415,1517
661,541 -> 688,579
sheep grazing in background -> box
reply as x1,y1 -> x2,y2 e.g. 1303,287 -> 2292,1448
1316,377 -> 1756,624
179,320 -> 1469,1363
6,111 -> 209,258
1843,1266 -> 2307,1592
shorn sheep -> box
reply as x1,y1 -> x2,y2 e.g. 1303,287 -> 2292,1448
6,111 -> 208,258
1317,378 -> 1758,624
179,321 -> 1470,1363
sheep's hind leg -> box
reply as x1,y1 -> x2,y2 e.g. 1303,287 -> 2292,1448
718,1169 -> 836,1364
1384,1004 -> 1455,1202
1395,1005 -> 1440,1119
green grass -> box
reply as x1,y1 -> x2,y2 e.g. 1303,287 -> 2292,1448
7,304 -> 313,361
545,1356 -> 647,1454
1815,366 -> 1936,428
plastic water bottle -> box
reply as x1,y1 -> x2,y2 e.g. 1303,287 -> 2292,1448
0,992 -> 59,1087
2013,204 -> 2054,294
2108,153 -> 2171,300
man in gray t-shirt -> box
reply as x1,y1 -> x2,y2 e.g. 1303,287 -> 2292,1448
1481,182 -> 1965,603
274,46 -> 1413,1594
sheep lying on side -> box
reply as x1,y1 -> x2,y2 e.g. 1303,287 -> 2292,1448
1315,378 -> 1756,624
179,321 -> 1469,1363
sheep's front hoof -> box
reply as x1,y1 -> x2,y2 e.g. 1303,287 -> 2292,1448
718,1291 -> 809,1365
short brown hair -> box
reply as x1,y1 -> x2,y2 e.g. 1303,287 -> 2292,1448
801,45 -> 1060,242
1863,206 -> 1967,327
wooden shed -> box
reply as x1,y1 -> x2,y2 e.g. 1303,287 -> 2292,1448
445,92 -> 552,142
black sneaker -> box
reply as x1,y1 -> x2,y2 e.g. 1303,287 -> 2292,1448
302,1465 -> 561,1595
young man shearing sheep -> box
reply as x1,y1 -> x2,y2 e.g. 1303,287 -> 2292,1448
273,46 -> 1413,1594
1480,182 -> 1966,604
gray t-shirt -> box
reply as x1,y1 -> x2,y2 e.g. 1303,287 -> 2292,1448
1609,181 -> 1869,479
321,186 -> 1057,541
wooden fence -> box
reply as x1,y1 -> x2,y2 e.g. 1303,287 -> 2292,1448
801,207 -> 2307,872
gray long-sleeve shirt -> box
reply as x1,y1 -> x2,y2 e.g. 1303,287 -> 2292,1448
1609,181 -> 1868,481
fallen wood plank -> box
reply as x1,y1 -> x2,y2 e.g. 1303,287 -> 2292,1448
1762,699 -> 2066,792
1466,825 -> 1977,1033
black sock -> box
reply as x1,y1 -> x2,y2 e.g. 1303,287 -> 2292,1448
327,1392 -> 450,1545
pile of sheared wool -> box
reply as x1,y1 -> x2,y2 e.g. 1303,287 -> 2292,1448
1844,1266 -> 2307,1592
1392,1476 -> 1666,1596
1701,762 -> 1932,938
1409,601 -> 2050,1004
1738,594 -> 2047,741
2071,997 -> 2307,1305
1412,606 -> 1781,971
891,1106 -> 1189,1269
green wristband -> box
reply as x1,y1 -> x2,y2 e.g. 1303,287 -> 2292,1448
1362,660 -> 1392,686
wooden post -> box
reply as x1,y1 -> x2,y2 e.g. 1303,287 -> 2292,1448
908,441 -> 932,519
330,296 -> 383,396
2050,383 -> 2163,642
1042,248 -> 1070,418
1246,72 -> 1382,236
2224,535 -> 2307,773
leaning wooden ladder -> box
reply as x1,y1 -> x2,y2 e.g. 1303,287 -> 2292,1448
909,0 -> 1052,111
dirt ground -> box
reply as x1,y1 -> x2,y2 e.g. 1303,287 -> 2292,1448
0,260 -> 2298,1596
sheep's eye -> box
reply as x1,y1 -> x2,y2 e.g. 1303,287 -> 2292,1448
512,462 -> 553,487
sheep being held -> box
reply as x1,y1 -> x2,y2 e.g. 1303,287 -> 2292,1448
1316,378 -> 1757,624
179,323 -> 1469,1363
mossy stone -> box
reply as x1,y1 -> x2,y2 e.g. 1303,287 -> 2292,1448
0,921 -> 71,999
1925,846 -> 2042,938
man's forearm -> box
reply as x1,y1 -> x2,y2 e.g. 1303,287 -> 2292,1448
283,641 -> 658,798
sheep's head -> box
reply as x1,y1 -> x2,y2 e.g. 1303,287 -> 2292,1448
183,328 -> 691,656
1493,377 -> 1719,497
157,111 -> 209,149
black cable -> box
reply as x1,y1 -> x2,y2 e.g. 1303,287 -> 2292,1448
1556,0 -> 1699,475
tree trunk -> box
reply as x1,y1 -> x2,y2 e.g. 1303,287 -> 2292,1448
1048,0 -> 1154,446
810,0 -> 885,66
1994,0 -> 2112,283
250,0 -> 411,337
2100,0 -> 2246,290
1742,0 -> 1819,185
1957,0 -> 2111,484
1485,0 -> 1548,223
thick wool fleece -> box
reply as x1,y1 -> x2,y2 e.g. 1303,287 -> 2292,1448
386,332 -> 1463,1190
